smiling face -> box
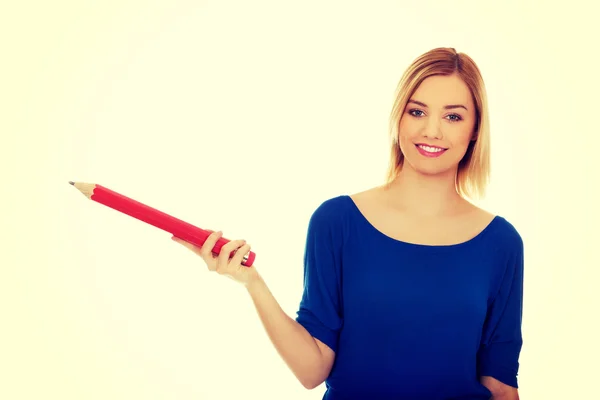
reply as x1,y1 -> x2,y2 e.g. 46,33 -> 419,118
398,73 -> 478,177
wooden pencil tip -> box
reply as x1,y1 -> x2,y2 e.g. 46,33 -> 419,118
68,181 -> 75,185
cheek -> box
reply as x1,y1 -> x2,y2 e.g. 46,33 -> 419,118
398,136 -> 421,162
454,127 -> 476,146
398,119 -> 416,142
397,125 -> 414,150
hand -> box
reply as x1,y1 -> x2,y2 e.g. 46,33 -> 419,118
172,230 -> 260,286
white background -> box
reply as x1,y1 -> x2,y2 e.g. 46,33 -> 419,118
2,1 -> 598,398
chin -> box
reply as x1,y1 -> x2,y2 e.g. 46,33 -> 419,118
413,164 -> 454,177
404,156 -> 457,177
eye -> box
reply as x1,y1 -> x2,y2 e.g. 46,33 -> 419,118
408,109 -> 425,117
446,113 -> 463,122
409,109 -> 463,122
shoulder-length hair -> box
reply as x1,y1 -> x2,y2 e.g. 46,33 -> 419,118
385,47 -> 491,201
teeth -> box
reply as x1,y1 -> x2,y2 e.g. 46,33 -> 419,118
418,145 -> 444,153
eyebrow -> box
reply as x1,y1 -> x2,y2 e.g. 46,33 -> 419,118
408,99 -> 468,111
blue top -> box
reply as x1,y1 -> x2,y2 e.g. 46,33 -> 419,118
295,195 -> 524,400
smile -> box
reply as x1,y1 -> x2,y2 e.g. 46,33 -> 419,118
415,144 -> 447,158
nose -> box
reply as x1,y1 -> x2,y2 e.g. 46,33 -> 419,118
422,117 -> 443,140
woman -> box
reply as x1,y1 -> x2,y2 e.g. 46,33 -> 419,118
173,47 -> 524,400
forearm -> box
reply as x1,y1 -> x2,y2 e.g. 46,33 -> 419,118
245,275 -> 329,388
490,392 -> 519,400
481,376 -> 519,400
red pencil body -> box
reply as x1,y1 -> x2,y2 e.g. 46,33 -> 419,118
90,184 -> 255,266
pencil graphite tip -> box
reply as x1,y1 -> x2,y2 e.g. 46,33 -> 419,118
69,181 -> 74,185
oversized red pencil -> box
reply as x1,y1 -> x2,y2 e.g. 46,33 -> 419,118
69,181 -> 256,266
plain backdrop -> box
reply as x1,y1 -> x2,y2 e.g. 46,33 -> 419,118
2,1 -> 599,399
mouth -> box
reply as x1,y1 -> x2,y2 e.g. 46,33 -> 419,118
415,143 -> 447,158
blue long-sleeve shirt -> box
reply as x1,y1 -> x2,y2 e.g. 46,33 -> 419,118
295,195 -> 524,400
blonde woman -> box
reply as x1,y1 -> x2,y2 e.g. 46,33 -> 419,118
174,47 -> 524,400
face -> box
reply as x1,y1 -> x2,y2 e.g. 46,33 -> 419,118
398,74 -> 477,177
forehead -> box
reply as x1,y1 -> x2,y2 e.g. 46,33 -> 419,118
411,74 -> 473,107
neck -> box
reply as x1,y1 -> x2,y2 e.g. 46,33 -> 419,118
383,165 -> 466,217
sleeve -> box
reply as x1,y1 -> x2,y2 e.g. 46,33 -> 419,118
477,233 -> 525,388
295,200 -> 344,354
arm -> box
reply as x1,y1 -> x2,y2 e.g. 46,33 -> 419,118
480,375 -> 519,399
246,199 -> 344,389
478,228 -> 525,395
245,275 -> 335,389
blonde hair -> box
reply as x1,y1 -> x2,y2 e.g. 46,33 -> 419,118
385,47 -> 491,201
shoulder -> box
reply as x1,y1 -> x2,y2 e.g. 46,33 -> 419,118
480,215 -> 525,277
489,215 -> 524,252
464,203 -> 523,253
312,194 -> 351,215
309,187 -> 380,225
304,195 -> 354,250
307,194 -> 353,232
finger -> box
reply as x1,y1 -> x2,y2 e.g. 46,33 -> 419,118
200,230 -> 223,258
216,239 -> 246,272
230,243 -> 251,267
